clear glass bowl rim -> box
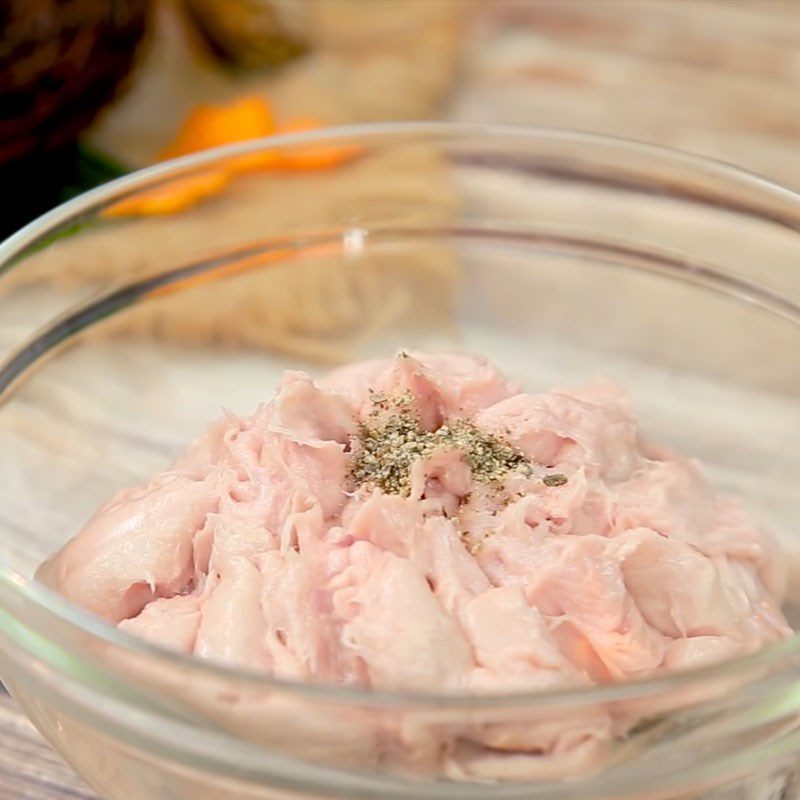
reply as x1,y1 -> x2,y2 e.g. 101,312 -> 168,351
1,120 -> 800,710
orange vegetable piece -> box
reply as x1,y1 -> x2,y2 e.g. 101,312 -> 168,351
160,97 -> 276,160
103,170 -> 231,218
224,147 -> 282,174
104,100 -> 357,218
273,117 -> 360,171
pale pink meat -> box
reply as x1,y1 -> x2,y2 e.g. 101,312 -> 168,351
37,473 -> 218,622
38,351 -> 791,772
118,595 -> 201,652
332,541 -> 473,690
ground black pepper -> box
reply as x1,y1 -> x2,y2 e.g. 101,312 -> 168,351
350,394 -> 532,496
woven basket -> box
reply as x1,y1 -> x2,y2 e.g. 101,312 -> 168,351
0,0 -> 150,167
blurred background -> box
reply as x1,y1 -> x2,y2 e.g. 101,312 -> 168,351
2,0 -> 799,239
1,1 -> 800,798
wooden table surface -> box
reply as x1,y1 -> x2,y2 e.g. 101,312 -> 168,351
0,689 -> 94,800
3,1 -> 800,797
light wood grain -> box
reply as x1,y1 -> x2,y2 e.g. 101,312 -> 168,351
454,0 -> 800,187
0,690 -> 95,800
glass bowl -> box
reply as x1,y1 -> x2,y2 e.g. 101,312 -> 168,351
1,123 -> 799,800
